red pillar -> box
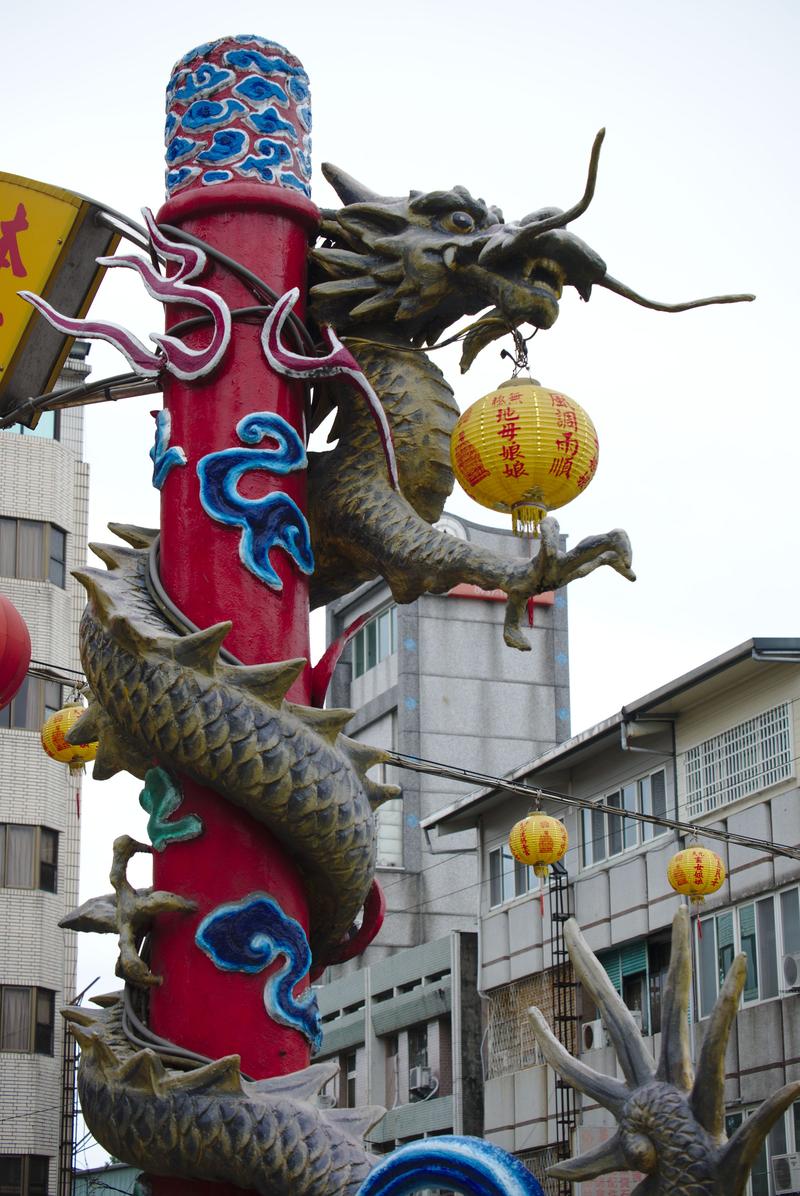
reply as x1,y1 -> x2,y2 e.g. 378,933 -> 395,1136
145,39 -> 321,1184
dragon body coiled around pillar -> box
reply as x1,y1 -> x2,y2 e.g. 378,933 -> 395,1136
64,996 -> 383,1196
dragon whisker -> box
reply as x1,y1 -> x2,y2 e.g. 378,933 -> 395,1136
599,272 -> 755,311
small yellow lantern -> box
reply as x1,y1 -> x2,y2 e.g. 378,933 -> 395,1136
41,700 -> 97,773
667,846 -> 725,904
509,812 -> 568,879
451,378 -> 599,536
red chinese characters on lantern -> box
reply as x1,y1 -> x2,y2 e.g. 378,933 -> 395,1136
549,393 -> 581,481
454,431 -> 490,486
495,390 -> 529,476
0,203 -> 29,328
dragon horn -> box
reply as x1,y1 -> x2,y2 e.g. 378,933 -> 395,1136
598,272 -> 755,311
322,163 -> 382,205
654,906 -> 694,1091
717,1081 -> 800,1196
479,129 -> 606,268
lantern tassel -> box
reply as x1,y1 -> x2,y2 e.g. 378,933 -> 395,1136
511,505 -> 546,538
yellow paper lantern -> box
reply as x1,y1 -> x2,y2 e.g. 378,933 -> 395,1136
41,700 -> 97,773
509,812 -> 568,878
451,378 -> 599,536
667,846 -> 725,904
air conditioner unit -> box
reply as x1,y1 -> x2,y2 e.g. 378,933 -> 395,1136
772,1152 -> 800,1195
408,1065 -> 433,1093
783,952 -> 800,989
581,1019 -> 607,1051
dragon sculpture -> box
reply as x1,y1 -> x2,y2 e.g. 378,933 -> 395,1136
530,908 -> 800,1195
29,32 -> 752,1196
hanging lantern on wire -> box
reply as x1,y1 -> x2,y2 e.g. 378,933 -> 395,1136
0,593 -> 32,711
667,845 -> 725,905
509,811 -> 568,879
451,378 -> 599,536
41,696 -> 97,773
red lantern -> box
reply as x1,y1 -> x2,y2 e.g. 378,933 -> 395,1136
0,593 -> 31,711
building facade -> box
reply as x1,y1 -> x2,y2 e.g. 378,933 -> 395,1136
318,513 -> 571,1151
0,347 -> 91,1196
425,638 -> 800,1196
324,512 -> 571,967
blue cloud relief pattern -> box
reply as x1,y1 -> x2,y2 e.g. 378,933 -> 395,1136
164,34 -> 311,197
195,893 -> 322,1052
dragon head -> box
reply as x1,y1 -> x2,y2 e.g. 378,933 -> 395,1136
310,131 -> 752,371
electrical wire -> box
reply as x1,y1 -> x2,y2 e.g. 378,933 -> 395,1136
385,750 -> 800,863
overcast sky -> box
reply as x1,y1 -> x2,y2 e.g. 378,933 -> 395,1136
4,0 -> 798,1164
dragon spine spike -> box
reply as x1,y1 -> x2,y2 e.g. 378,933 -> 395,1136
245,1059 -> 339,1099
107,523 -> 160,548
165,1054 -> 243,1094
72,570 -> 114,620
169,622 -> 232,671
689,953 -> 747,1136
89,541 -> 142,570
218,658 -> 307,703
563,917 -> 655,1088
654,903 -> 694,1090
338,736 -> 390,776
116,1049 -> 168,1093
282,703 -> 354,743
363,780 -> 402,810
546,1131 -> 627,1182
325,1105 -> 387,1139
528,1005 -> 628,1117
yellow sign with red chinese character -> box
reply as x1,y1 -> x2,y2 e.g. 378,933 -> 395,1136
0,173 -> 117,418
450,378 -> 599,536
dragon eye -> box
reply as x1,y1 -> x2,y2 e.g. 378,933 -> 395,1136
444,211 -> 475,234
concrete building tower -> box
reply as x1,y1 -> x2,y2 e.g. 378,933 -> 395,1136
0,345 -> 90,1196
317,514 -> 571,1152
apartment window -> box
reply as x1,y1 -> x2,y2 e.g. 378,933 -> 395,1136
0,825 -> 58,892
0,987 -> 55,1054
339,1050 -> 357,1108
581,768 -> 669,868
408,1024 -> 428,1071
598,941 -> 649,1033
0,518 -> 67,586
685,703 -> 793,816
352,606 -> 397,679
0,1156 -> 49,1196
1,410 -> 59,440
488,845 -> 536,907
697,887 -> 800,1018
726,1101 -> 800,1196
0,676 -> 61,732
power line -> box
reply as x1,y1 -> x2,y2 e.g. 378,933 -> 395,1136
385,750 -> 800,863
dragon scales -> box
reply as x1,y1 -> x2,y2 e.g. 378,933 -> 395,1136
25,29 -> 753,1196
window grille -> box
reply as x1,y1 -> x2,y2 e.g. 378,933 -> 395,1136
685,703 -> 793,815
517,1147 -> 562,1196
485,975 -> 549,1079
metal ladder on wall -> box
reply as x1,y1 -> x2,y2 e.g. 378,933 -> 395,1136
548,862 -> 578,1194
58,1016 -> 77,1196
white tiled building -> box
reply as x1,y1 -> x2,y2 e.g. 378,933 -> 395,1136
0,346 -> 90,1196
424,638 -> 800,1196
